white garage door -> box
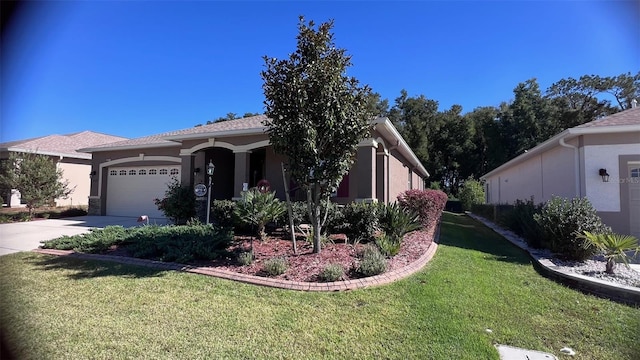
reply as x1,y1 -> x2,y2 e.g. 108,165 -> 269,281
106,165 -> 181,218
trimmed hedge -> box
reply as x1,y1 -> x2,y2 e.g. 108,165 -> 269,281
397,189 -> 448,226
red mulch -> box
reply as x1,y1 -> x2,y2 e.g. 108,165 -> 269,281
107,222 -> 437,283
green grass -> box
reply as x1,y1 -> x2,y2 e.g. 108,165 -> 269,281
1,212 -> 638,359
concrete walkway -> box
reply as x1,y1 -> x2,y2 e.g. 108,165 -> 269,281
0,216 -> 168,256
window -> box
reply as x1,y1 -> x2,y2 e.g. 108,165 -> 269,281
129,170 -> 136,175
138,169 -> 146,175
159,169 -> 168,175
119,170 -> 127,176
336,174 -> 349,197
149,169 -> 157,175
170,168 -> 179,175
110,170 -> 117,176
631,168 -> 640,178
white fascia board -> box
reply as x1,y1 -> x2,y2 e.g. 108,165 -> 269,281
162,127 -> 268,141
5,147 -> 91,160
373,117 -> 430,178
79,142 -> 180,153
569,124 -> 640,135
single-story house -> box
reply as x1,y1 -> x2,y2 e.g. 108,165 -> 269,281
481,105 -> 640,238
1,131 -> 128,207
80,115 -> 430,218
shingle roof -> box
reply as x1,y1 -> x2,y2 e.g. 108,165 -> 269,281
1,131 -> 128,158
575,107 -> 640,128
83,115 -> 269,151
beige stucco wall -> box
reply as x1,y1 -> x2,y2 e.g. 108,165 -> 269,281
57,161 -> 91,206
388,151 -> 408,202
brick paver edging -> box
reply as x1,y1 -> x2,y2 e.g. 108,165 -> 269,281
32,226 -> 440,292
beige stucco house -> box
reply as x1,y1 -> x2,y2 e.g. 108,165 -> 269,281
1,131 -> 128,207
481,106 -> 640,238
80,115 -> 429,219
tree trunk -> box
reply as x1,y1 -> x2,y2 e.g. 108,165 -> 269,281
605,258 -> 615,274
281,163 -> 297,254
307,183 -> 322,254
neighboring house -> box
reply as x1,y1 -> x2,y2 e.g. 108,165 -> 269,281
0,131 -> 128,207
481,106 -> 640,238
80,115 -> 429,218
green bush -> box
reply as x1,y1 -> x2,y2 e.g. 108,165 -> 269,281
154,178 -> 196,225
234,189 -> 286,240
458,178 -> 485,211
375,232 -> 402,257
263,257 -> 288,276
320,263 -> 344,282
210,200 -> 239,229
125,224 -> 233,263
498,199 -> 544,248
237,251 -> 254,266
378,203 -> 421,243
357,245 -> 386,276
534,196 -> 611,260
42,225 -> 129,253
332,202 -> 378,244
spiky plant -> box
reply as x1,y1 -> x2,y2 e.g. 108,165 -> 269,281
234,189 -> 286,240
579,231 -> 640,274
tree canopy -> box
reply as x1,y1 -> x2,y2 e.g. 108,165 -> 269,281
261,17 -> 373,253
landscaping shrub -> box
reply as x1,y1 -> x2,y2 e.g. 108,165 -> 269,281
498,199 -> 544,248
357,245 -> 386,276
234,189 -> 286,240
378,202 -> 421,243
471,203 -> 496,221
154,178 -> 196,225
55,207 -> 88,218
263,257 -> 288,276
397,189 -> 448,226
42,225 -> 129,253
237,251 -> 254,266
579,231 -> 640,274
374,232 -> 402,257
458,178 -> 485,211
320,263 -> 344,282
534,196 -> 611,260
210,200 -> 239,229
331,202 -> 378,244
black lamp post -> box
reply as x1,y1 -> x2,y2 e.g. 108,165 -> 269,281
206,160 -> 215,224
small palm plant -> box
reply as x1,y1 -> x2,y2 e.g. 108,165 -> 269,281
235,188 -> 286,240
579,231 -> 640,274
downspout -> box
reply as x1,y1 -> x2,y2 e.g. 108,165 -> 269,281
559,136 -> 581,197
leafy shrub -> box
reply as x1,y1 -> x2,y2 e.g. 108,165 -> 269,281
210,200 -> 239,229
458,178 -> 485,211
378,203 -> 421,242
397,189 -> 448,226
579,231 -> 640,274
498,199 -> 544,248
125,224 -> 233,263
42,225 -> 129,253
237,251 -> 254,266
154,177 -> 196,225
320,263 -> 344,282
375,232 -> 402,257
534,196 -> 611,260
331,202 -> 378,244
56,207 -> 88,218
235,189 -> 286,240
263,257 -> 288,276
358,245 -> 386,276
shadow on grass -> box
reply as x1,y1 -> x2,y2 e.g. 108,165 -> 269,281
24,253 -> 169,280
438,212 -> 531,265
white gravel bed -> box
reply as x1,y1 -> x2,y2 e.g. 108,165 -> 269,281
467,213 -> 640,289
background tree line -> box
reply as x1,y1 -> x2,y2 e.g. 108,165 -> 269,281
369,72 -> 639,196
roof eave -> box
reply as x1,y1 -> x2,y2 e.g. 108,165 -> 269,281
3,147 -> 92,160
79,142 -> 181,153
163,127 -> 268,141
373,117 -> 430,178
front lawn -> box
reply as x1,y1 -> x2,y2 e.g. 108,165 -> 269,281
1,212 -> 638,359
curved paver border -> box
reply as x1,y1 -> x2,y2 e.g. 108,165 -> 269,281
31,225 -> 440,292
467,213 -> 640,306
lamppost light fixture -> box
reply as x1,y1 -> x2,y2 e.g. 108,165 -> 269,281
598,168 -> 610,182
207,160 -> 215,176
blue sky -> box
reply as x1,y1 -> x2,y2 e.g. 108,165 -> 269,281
1,1 -> 638,142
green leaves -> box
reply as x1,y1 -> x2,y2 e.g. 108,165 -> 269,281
579,231 -> 640,274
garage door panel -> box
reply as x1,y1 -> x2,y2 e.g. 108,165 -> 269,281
106,166 -> 180,218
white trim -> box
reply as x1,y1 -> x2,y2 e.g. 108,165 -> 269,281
179,139 -> 270,155
3,147 -> 91,160
164,127 -> 267,141
97,156 -> 181,196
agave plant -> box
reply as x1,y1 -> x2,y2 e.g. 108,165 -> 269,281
235,189 -> 286,240
579,231 -> 640,274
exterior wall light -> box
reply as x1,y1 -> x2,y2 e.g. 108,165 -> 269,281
207,160 -> 215,176
598,168 -> 610,182
89,170 -> 96,178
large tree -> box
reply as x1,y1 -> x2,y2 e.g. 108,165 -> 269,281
261,17 -> 373,253
0,152 -> 74,217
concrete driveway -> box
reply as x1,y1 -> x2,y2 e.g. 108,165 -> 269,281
0,216 -> 169,256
